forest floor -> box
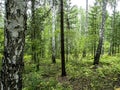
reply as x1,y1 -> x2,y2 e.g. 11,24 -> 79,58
22,54 -> 120,90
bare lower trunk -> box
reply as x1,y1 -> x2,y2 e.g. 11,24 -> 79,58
93,0 -> 106,65
60,0 -> 66,76
1,0 -> 26,90
52,0 -> 56,63
93,39 -> 103,65
93,42 -> 96,58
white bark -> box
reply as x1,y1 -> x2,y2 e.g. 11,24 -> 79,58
1,0 -> 26,90
51,0 -> 56,63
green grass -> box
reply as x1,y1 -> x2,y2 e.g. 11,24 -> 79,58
22,54 -> 120,90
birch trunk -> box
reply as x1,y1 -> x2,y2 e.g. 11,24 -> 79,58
1,0 -> 26,90
52,0 -> 56,63
93,0 -> 107,65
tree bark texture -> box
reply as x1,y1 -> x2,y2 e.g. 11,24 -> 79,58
1,0 -> 26,90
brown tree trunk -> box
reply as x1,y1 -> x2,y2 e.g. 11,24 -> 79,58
60,0 -> 66,76
31,0 -> 37,62
0,0 -> 27,90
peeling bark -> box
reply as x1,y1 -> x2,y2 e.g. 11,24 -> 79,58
0,0 -> 26,90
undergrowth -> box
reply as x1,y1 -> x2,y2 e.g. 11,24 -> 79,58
23,54 -> 120,90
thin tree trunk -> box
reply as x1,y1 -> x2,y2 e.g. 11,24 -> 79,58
118,45 -> 120,53
60,0 -> 66,76
1,0 -> 26,89
52,0 -> 56,63
93,0 -> 107,65
66,17 -> 70,62
66,0 -> 70,62
93,42 -> 96,58
111,0 -> 116,55
31,0 -> 37,62
108,41 -> 112,55
82,0 -> 88,57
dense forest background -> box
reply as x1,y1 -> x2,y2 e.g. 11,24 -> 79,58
1,0 -> 120,90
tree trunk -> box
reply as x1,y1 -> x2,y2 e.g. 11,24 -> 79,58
82,0 -> 88,57
60,0 -> 66,76
108,41 -> 112,55
93,0 -> 107,65
66,0 -> 70,62
31,0 -> 37,62
1,0 -> 26,90
113,0 -> 116,55
52,0 -> 56,63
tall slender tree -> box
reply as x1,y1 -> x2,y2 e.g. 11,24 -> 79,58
111,0 -> 117,55
88,1 -> 100,57
31,0 -> 37,62
65,0 -> 71,62
82,0 -> 88,57
0,0 -> 27,89
51,0 -> 56,63
93,0 -> 107,65
60,0 -> 66,76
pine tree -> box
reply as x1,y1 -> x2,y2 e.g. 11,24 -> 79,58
60,0 -> 66,76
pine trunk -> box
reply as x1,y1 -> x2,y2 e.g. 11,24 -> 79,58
60,0 -> 66,76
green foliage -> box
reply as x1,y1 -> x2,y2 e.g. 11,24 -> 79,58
67,55 -> 120,89
87,4 -> 101,55
22,54 -> 120,90
1,0 -> 120,90
23,59 -> 72,90
0,28 -> 3,71
0,29 -> 3,53
0,54 -> 3,70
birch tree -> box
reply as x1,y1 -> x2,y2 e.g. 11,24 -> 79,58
51,0 -> 56,63
93,0 -> 107,65
0,0 -> 27,90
